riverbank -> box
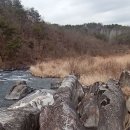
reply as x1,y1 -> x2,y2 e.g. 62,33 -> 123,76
30,54 -> 130,85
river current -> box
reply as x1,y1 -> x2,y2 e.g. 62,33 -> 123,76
0,70 -> 59,107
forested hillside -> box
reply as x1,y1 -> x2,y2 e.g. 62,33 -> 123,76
64,23 -> 130,43
0,0 -> 130,69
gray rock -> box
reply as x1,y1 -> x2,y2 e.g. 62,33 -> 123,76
0,108 -> 39,130
5,81 -> 34,100
78,93 -> 99,128
9,89 -> 55,111
107,79 -> 119,86
119,71 -> 130,88
97,83 -> 126,130
39,75 -> 86,130
40,101 -> 86,130
50,81 -> 61,90
0,89 -> 55,130
77,82 -> 101,129
59,75 -> 84,107
126,97 -> 130,112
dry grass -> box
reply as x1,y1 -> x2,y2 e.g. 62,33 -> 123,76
30,54 -> 130,85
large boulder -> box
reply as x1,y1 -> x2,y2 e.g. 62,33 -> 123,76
78,93 -> 99,128
5,81 -> 34,100
9,89 -> 55,111
40,101 -> 86,130
39,75 -> 85,130
97,82 -> 126,130
58,75 -> 84,107
0,89 -> 55,130
77,82 -> 102,129
0,108 -> 39,130
119,71 -> 130,88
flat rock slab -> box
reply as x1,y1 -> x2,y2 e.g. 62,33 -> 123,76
9,89 -> 55,111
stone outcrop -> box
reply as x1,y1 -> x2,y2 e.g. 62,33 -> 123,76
39,75 -> 85,130
78,93 -> 99,128
0,108 -> 39,130
97,82 -> 126,130
5,81 -> 34,100
40,101 -> 86,130
0,89 -> 55,130
0,74 -> 129,130
77,82 -> 103,129
80,80 -> 127,130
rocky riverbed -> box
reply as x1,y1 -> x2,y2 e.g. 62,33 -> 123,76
0,70 -> 130,130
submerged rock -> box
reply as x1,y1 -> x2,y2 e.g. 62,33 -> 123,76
5,81 -> 34,100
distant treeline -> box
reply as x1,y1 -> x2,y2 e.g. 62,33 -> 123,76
0,0 -> 130,68
63,23 -> 130,43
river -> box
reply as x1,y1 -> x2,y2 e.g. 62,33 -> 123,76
0,70 -> 59,107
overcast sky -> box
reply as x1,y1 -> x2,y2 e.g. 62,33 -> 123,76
21,0 -> 130,25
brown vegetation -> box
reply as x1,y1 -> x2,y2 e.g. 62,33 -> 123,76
1,0 -> 130,86
30,54 -> 130,85
0,0 -> 130,69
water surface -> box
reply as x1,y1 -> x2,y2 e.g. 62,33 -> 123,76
0,70 -> 59,107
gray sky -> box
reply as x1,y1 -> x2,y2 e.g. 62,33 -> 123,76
21,0 -> 130,25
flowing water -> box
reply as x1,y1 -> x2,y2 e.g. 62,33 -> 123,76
0,70 -> 59,107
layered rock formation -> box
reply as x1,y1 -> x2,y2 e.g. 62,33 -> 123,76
40,75 -> 85,130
